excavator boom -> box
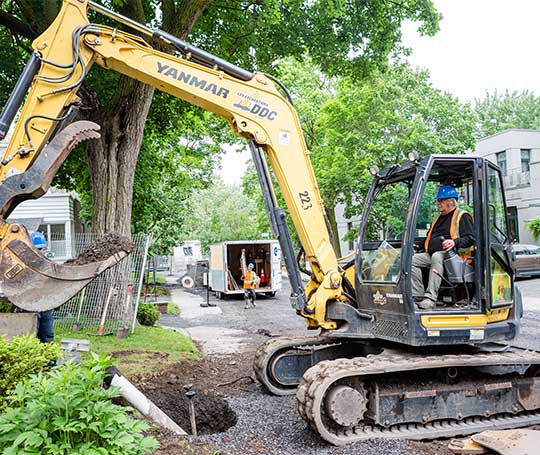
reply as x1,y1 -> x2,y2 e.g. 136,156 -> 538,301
0,0 -> 342,327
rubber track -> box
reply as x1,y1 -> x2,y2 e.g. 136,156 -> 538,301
296,350 -> 540,446
253,336 -> 341,396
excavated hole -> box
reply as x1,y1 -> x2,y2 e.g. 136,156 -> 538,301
141,384 -> 237,434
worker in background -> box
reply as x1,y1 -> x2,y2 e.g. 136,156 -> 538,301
242,263 -> 260,309
30,231 -> 55,343
412,185 -> 475,310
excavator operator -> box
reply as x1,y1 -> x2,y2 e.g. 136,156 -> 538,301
412,185 -> 475,309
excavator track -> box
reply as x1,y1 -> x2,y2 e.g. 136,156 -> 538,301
254,336 -> 338,396
297,350 -> 540,446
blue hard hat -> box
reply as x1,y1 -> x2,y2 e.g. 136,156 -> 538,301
248,263 -> 254,269
436,185 -> 459,200
30,231 -> 47,249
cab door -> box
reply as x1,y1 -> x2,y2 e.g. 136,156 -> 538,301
484,162 -> 514,308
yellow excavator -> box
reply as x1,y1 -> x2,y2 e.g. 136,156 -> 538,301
2,0 -> 540,446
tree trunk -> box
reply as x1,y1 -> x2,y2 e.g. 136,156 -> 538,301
80,0 -> 213,236
85,81 -> 154,236
325,205 -> 342,258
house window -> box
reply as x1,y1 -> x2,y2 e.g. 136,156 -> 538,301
183,246 -> 193,256
496,151 -> 507,176
521,149 -> 531,172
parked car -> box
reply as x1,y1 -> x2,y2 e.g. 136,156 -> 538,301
512,243 -> 540,278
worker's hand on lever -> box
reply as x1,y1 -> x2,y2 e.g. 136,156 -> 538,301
442,239 -> 455,251
440,236 -> 455,251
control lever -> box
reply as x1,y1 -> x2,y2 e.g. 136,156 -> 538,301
432,269 -> 455,288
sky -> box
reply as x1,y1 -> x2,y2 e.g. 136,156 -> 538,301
216,0 -> 540,184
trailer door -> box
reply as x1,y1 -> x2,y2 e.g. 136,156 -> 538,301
271,242 -> 282,290
209,244 -> 225,292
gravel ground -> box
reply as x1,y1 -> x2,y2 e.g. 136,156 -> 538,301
159,275 -> 540,455
198,390 -> 433,455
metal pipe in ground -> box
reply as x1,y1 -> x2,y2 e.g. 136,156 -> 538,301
185,389 -> 197,436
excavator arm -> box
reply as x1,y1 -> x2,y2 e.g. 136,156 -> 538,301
0,0 -> 345,328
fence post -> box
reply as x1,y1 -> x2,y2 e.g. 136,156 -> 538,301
131,234 -> 152,334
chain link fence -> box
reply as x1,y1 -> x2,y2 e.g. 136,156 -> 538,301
52,233 -> 151,334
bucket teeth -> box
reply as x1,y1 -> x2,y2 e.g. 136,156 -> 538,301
0,120 -> 101,218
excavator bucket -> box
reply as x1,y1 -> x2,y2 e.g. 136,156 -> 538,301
0,121 -> 133,311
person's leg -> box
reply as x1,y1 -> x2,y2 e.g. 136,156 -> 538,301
37,310 -> 54,343
425,251 -> 445,302
251,289 -> 257,307
244,290 -> 250,309
411,253 -> 432,299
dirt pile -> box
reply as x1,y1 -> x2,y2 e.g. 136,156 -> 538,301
142,383 -> 237,435
66,233 -> 135,265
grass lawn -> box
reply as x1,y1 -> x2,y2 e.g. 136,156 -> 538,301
55,325 -> 199,378
167,302 -> 180,315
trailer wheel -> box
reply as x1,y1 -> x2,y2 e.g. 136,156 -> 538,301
265,291 -> 276,298
181,275 -> 195,289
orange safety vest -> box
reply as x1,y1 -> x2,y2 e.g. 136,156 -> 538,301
424,208 -> 474,259
243,270 -> 258,289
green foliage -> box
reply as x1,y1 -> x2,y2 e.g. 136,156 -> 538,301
0,354 -> 158,454
136,303 -> 160,326
194,0 -> 441,78
528,219 -> 540,241
474,90 -> 540,138
132,100 -> 236,255
167,303 -> 180,315
181,181 -> 262,253
0,335 -> 61,410
316,62 -> 475,221
0,301 -> 13,313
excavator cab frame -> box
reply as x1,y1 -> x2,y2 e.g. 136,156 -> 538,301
349,154 -> 520,347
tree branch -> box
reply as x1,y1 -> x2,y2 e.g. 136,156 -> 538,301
0,10 -> 37,40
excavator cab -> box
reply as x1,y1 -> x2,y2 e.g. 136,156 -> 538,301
353,154 -> 519,346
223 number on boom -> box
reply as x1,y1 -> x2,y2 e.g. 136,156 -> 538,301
299,191 -> 312,210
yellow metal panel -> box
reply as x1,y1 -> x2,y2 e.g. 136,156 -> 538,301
421,308 -> 510,328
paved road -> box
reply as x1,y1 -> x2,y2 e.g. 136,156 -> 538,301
162,276 -> 540,353
513,277 -> 540,349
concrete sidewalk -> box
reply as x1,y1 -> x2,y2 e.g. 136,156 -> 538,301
168,288 -> 222,319
162,287 -> 258,354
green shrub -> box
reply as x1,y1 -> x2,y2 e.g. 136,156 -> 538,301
0,335 -> 61,410
137,303 -> 160,326
528,219 -> 540,241
0,301 -> 12,313
0,354 -> 159,454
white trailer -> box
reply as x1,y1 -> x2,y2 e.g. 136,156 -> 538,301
209,240 -> 282,299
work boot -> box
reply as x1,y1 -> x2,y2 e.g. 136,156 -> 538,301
244,303 -> 250,309
252,301 -> 257,308
416,298 -> 435,310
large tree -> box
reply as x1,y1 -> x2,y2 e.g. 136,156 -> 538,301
244,60 -> 476,256
474,90 -> 540,138
316,63 -> 476,249
181,181 -> 261,252
0,0 -> 441,236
